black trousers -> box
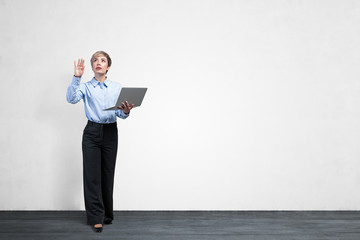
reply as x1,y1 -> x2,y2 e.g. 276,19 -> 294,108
82,120 -> 118,225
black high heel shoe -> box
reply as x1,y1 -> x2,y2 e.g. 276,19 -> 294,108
104,219 -> 113,225
91,224 -> 103,233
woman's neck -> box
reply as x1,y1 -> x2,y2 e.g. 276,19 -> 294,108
94,73 -> 107,83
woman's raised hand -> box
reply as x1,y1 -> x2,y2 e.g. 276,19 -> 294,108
74,58 -> 85,77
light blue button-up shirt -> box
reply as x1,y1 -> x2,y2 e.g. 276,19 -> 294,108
66,76 -> 129,123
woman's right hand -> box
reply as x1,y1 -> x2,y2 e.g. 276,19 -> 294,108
74,58 -> 85,77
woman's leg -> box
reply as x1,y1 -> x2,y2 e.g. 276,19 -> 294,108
101,123 -> 118,223
82,122 -> 104,225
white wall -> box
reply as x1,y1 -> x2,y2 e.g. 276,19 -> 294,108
1,0 -> 360,210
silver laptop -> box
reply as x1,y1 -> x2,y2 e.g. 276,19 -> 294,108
104,87 -> 147,110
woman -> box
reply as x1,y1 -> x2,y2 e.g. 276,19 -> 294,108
66,51 -> 133,233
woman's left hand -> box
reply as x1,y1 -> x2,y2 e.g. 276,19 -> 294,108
117,101 -> 134,114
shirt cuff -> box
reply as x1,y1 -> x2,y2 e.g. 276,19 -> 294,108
72,75 -> 81,85
115,109 -> 129,119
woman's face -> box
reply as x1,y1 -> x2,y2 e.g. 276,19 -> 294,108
91,54 -> 110,74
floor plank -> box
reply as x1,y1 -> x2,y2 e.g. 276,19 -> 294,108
0,211 -> 359,240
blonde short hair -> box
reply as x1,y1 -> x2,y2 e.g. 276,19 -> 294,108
90,51 -> 112,73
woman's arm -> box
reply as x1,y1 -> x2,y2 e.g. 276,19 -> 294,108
66,58 -> 85,104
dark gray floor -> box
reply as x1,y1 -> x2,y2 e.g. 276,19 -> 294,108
0,211 -> 359,240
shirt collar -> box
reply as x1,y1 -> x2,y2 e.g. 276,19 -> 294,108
90,77 -> 112,88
